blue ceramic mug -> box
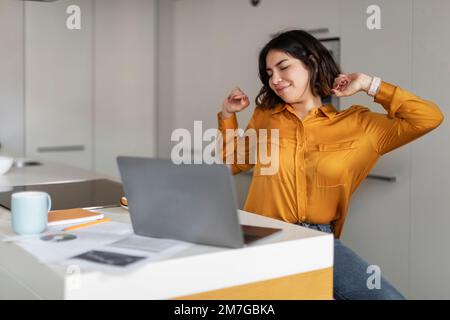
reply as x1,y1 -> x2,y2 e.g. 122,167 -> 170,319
11,191 -> 52,235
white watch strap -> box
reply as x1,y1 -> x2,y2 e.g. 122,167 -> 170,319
368,76 -> 382,97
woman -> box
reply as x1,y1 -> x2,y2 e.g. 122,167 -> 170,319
217,30 -> 444,300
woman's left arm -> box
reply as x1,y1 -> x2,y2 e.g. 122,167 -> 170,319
333,73 -> 445,155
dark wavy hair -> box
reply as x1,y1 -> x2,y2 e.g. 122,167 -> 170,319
255,30 -> 341,109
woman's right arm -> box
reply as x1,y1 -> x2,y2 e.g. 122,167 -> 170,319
217,87 -> 257,175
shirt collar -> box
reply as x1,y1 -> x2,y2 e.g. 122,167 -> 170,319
271,104 -> 287,115
271,103 -> 337,119
318,104 -> 337,119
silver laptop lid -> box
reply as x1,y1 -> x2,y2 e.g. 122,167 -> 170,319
117,156 -> 245,248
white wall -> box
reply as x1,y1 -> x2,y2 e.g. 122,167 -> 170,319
94,0 -> 157,177
156,0 -> 175,159
0,0 -> 24,156
410,0 -> 450,299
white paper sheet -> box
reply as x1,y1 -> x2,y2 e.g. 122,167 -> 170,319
4,220 -> 193,273
4,222 -> 133,264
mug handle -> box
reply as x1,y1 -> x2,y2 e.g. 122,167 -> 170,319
47,193 -> 52,212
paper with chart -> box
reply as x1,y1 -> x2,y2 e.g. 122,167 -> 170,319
62,235 -> 193,272
4,221 -> 193,271
4,222 -> 134,264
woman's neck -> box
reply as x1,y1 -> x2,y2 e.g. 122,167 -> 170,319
290,95 -> 323,119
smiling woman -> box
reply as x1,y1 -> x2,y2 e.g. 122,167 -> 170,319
257,30 -> 340,117
216,29 -> 444,300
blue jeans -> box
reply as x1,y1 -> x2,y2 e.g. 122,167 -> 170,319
298,222 -> 406,300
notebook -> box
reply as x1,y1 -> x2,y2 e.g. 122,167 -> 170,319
48,208 -> 104,226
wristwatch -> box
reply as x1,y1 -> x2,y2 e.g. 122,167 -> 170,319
368,76 -> 382,97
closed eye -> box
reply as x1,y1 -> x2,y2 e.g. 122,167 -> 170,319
267,66 -> 288,78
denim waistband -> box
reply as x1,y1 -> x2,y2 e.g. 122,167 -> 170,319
297,222 -> 333,234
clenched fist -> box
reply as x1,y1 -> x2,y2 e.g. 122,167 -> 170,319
221,87 -> 250,119
331,73 -> 373,97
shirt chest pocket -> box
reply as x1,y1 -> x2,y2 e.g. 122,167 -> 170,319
311,140 -> 357,187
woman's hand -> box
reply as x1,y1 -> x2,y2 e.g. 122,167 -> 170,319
221,87 -> 250,119
331,73 -> 373,97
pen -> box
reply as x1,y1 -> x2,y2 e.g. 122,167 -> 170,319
62,218 -> 112,232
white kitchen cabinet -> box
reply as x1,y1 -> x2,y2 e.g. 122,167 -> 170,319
409,0 -> 450,299
339,0 -> 413,297
25,0 -> 94,170
0,0 -> 25,156
23,0 -> 157,177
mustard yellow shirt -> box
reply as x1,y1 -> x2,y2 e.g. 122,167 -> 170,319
218,81 -> 444,238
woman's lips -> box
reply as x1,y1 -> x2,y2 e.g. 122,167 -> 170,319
276,85 -> 290,94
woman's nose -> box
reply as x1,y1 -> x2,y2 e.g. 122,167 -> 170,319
270,72 -> 282,85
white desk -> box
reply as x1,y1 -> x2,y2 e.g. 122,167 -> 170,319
0,162 -> 333,300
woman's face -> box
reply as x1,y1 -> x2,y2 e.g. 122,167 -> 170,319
266,49 -> 312,103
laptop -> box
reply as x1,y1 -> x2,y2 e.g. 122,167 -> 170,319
117,156 -> 281,248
